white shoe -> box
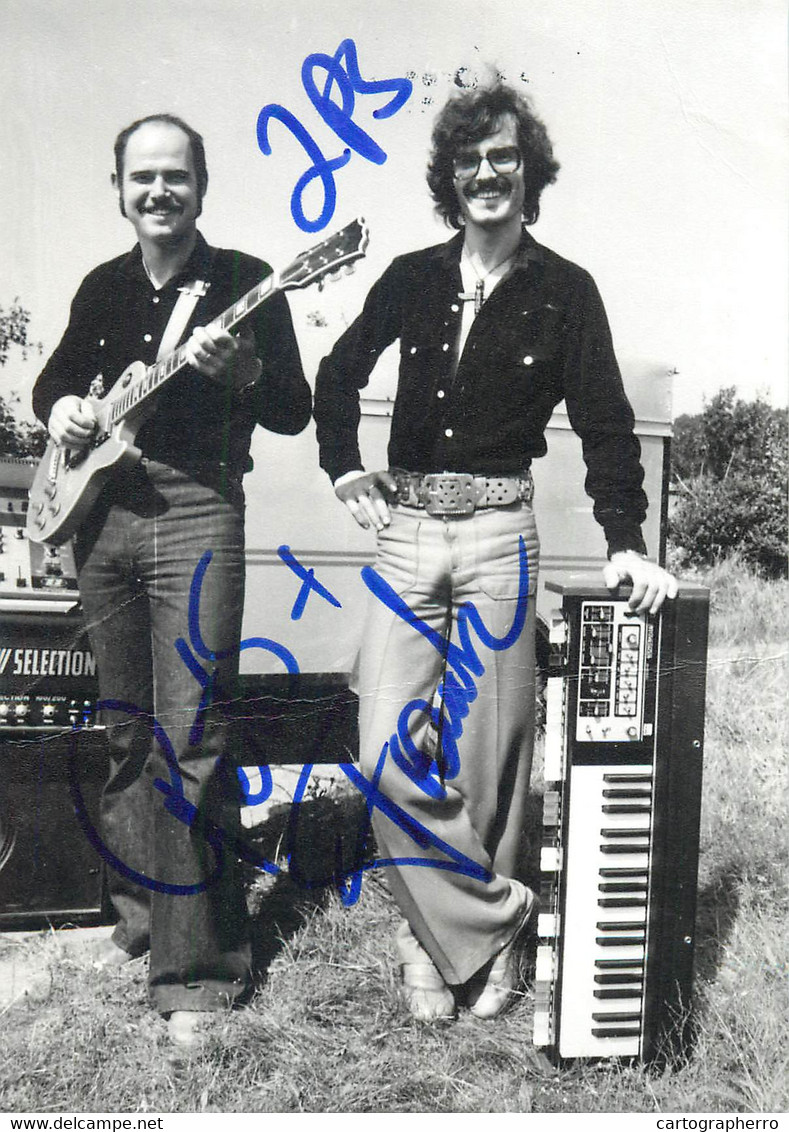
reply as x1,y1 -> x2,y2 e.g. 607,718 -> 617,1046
395,921 -> 456,1023
466,882 -> 537,1020
167,1010 -> 213,1051
91,938 -> 134,971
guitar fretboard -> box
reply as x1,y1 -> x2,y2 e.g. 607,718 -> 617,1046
108,273 -> 276,426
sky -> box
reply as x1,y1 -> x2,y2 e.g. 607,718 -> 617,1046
0,0 -> 786,421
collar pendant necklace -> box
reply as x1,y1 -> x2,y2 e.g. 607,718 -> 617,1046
458,251 -> 512,316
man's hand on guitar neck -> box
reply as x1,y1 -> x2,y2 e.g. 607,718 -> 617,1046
48,395 -> 97,448
184,325 -> 262,393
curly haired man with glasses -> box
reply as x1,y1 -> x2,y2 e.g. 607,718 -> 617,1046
314,82 -> 676,1022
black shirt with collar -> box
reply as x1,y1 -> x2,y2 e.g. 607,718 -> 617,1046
33,232 -> 311,496
314,228 -> 648,555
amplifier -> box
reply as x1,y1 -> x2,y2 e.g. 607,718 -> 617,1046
0,457 -> 101,729
0,612 -> 100,730
0,728 -> 108,927
0,457 -> 108,926
533,580 -> 710,1064
0,457 -> 79,599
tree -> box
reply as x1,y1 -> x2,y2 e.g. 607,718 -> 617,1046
0,300 -> 47,458
669,388 -> 788,578
0,391 -> 48,458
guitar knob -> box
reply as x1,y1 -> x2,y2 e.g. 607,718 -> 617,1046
44,482 -> 58,498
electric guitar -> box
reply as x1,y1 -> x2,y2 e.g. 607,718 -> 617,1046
27,218 -> 368,546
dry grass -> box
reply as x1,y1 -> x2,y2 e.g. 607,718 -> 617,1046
1,558 -> 787,1113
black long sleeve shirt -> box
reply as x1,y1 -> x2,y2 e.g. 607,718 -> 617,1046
33,232 -> 311,496
314,228 -> 647,555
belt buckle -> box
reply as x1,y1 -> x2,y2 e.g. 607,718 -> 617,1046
422,473 -> 477,515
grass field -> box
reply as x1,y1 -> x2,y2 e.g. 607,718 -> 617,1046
1,558 -> 787,1114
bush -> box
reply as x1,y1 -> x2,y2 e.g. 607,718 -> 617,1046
0,392 -> 48,458
0,299 -> 47,458
669,389 -> 788,579
670,473 -> 787,579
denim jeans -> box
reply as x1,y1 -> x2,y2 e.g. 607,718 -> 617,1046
75,460 -> 251,1014
356,500 -> 540,985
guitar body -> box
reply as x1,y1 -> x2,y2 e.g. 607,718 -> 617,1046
25,218 -> 368,546
27,361 -> 150,545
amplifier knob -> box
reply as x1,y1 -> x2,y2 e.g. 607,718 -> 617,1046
15,704 -> 29,720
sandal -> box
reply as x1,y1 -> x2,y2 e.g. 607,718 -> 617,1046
396,921 -> 456,1022
466,881 -> 537,1019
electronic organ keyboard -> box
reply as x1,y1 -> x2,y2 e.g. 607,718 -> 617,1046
533,580 -> 709,1063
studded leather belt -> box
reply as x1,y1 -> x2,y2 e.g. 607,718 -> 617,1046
390,469 -> 534,516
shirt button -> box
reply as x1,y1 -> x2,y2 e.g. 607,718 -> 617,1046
444,428 -> 453,438
98,338 -> 105,347
410,346 -> 417,354
144,334 -> 153,343
437,390 -> 445,399
450,303 -> 459,313
152,296 -> 160,304
523,355 -> 534,365
442,343 -> 450,352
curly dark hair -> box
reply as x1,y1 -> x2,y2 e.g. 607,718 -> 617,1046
113,113 -> 208,217
427,84 -> 560,228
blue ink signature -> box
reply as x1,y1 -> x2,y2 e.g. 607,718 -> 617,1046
360,537 -> 530,801
257,38 -> 412,232
270,535 -> 531,901
68,538 -> 529,906
277,545 -> 342,621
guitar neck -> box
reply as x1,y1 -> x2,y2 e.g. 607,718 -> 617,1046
105,217 -> 368,428
107,272 -> 277,426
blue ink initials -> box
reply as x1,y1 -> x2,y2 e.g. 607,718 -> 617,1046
257,38 -> 412,232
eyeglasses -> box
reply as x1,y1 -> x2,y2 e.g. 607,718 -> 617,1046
452,145 -> 522,180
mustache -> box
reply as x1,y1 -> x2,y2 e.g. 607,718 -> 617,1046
464,176 -> 511,197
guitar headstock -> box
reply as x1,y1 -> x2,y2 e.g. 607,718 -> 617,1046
279,218 -> 369,292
